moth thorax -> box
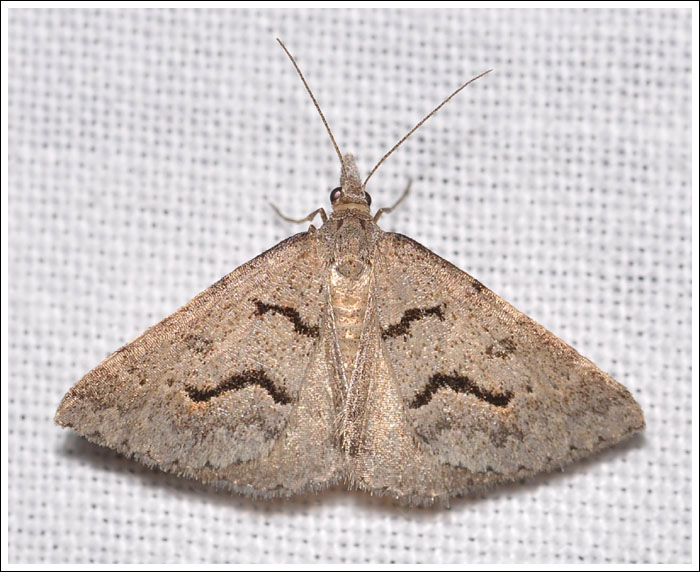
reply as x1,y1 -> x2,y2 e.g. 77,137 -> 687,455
330,261 -> 371,379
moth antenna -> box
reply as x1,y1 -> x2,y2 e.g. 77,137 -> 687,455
277,38 -> 344,168
363,68 -> 493,188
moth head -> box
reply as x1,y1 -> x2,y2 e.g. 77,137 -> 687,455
277,39 -> 491,222
330,153 -> 372,213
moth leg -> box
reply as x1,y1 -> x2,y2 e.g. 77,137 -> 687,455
373,179 -> 412,222
269,203 -> 328,224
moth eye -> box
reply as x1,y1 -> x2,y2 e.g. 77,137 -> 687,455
330,187 -> 342,203
364,192 -> 372,206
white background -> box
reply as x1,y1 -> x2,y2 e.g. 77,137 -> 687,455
7,8 -> 693,564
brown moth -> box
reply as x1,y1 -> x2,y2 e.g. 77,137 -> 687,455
55,41 -> 644,506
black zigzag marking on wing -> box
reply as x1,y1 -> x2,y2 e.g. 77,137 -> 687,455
253,299 -> 319,338
409,372 -> 512,408
381,305 -> 445,339
185,369 -> 293,404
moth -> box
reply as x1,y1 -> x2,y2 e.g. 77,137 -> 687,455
55,41 -> 644,505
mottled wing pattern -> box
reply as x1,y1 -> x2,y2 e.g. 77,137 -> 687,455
55,232 -> 342,497
373,233 -> 644,497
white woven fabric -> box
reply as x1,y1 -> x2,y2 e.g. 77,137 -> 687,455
7,8 -> 693,564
